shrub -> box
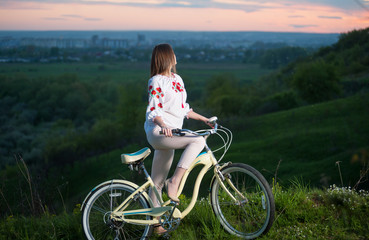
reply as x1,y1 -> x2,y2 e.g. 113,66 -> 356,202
292,60 -> 341,103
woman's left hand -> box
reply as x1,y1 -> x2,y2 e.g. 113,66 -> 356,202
187,111 -> 215,128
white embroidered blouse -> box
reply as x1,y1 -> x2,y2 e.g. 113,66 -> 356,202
144,73 -> 192,131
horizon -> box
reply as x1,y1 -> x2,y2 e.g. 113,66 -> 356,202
0,29 -> 343,34
1,0 -> 368,33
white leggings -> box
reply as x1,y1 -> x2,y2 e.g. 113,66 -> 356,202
146,125 -> 206,207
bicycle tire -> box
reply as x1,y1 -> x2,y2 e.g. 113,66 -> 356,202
210,163 -> 275,239
82,182 -> 153,240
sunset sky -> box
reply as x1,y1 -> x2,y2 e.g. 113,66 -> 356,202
0,0 -> 368,33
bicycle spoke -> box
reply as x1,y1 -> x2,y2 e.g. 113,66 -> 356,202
211,164 -> 275,239
82,183 -> 152,240
91,205 -> 108,214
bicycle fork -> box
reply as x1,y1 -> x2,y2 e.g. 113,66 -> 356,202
214,163 -> 248,204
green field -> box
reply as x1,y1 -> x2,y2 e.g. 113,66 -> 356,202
0,62 -> 271,84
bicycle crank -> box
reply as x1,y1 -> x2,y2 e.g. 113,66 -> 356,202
160,214 -> 181,232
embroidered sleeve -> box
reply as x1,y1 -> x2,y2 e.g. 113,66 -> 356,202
146,78 -> 165,121
173,74 -> 192,118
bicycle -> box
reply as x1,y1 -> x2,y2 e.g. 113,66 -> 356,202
81,118 -> 275,239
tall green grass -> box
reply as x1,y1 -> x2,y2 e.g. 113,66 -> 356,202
1,184 -> 368,239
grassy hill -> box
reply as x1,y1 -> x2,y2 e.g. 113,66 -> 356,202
230,92 -> 369,188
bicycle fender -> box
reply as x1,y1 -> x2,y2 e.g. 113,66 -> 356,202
80,179 -> 152,211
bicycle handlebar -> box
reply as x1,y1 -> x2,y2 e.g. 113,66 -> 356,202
159,128 -> 186,136
158,117 -> 232,164
159,117 -> 219,136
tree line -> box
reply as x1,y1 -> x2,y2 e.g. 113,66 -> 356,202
2,40 -> 316,69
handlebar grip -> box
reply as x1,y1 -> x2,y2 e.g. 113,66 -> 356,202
208,116 -> 218,124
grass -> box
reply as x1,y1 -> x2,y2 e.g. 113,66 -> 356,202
1,184 -> 368,239
165,184 -> 369,240
0,208 -> 83,240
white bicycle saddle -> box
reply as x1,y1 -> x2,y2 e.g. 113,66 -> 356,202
121,147 -> 151,164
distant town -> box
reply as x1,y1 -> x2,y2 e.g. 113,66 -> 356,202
0,31 -> 340,64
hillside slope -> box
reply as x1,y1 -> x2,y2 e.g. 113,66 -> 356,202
230,92 -> 369,188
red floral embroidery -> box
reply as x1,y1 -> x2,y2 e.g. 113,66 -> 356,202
149,87 -> 164,99
148,84 -> 164,111
172,81 -> 184,93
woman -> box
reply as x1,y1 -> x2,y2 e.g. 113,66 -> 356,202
144,43 -> 211,210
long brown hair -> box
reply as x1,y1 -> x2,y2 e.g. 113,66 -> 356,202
150,43 -> 176,78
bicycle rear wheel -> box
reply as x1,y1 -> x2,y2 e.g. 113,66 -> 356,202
210,163 -> 275,239
82,182 -> 153,240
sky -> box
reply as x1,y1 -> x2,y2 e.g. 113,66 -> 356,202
0,0 -> 368,33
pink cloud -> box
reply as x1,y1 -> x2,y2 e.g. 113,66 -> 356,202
0,1 -> 367,33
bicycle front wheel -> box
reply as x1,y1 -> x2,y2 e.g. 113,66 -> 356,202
210,163 -> 275,239
82,182 -> 153,240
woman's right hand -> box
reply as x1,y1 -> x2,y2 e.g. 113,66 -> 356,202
161,125 -> 173,137
153,116 -> 172,137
